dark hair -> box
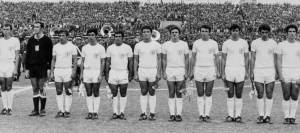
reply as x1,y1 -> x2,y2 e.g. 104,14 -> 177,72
58,29 -> 69,36
200,25 -> 211,32
114,31 -> 124,38
229,24 -> 241,32
258,24 -> 271,32
141,25 -> 152,33
169,26 -> 181,34
35,22 -> 44,29
87,28 -> 98,36
3,24 -> 12,30
285,24 -> 298,33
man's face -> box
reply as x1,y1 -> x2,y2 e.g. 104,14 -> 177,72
88,32 -> 96,42
260,29 -> 269,39
200,28 -> 210,40
3,26 -> 11,36
75,38 -> 82,45
287,28 -> 297,39
59,32 -> 68,43
114,34 -> 123,44
231,28 -> 240,38
170,29 -> 180,39
142,29 -> 151,39
33,23 -> 42,34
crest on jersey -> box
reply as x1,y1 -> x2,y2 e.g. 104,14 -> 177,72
94,53 -> 100,58
119,53 -> 125,59
208,48 -> 213,54
239,48 -> 244,54
177,50 -> 183,55
268,49 -> 273,54
65,51 -> 71,56
150,50 -> 156,55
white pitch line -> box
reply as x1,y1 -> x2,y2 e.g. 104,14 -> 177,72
12,82 -> 281,94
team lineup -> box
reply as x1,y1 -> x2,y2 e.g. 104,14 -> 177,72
1,22 -> 300,125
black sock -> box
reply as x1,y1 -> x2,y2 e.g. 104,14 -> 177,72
40,98 -> 47,111
33,97 -> 39,111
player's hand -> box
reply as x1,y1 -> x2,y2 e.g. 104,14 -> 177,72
244,72 -> 249,80
25,70 -> 30,79
163,72 -> 167,80
50,72 -> 54,81
216,72 -> 221,79
184,73 -> 188,80
105,75 -> 109,83
156,73 -> 161,81
80,74 -> 83,82
190,71 -> 194,80
275,73 -> 279,80
98,75 -> 103,83
13,69 -> 18,75
250,72 -> 254,81
71,71 -> 76,79
134,74 -> 139,82
128,75 -> 133,82
47,69 -> 51,78
222,74 -> 226,81
279,75 -> 285,82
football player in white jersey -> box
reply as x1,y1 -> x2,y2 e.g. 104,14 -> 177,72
134,26 -> 161,121
106,31 -> 133,120
250,24 -> 278,124
162,26 -> 189,122
277,24 -> 300,124
190,25 -> 220,122
50,30 -> 77,118
222,24 -> 249,123
0,24 -> 20,115
80,28 -> 106,120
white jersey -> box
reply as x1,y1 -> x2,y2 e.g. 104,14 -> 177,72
0,37 -> 20,63
251,38 -> 277,68
53,42 -> 77,68
162,40 -> 189,68
134,41 -> 161,68
82,43 -> 106,70
106,44 -> 133,70
222,38 -> 249,67
276,41 -> 300,68
192,39 -> 218,67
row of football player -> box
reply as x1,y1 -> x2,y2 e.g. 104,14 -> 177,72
0,22 -> 299,125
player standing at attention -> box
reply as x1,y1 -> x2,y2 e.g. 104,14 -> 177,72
276,24 -> 300,124
222,24 -> 249,123
134,26 -> 161,121
250,24 -> 278,124
106,31 -> 133,120
26,22 -> 53,117
50,29 -> 77,118
162,26 -> 189,122
190,25 -> 220,122
0,24 -> 20,115
80,29 -> 106,120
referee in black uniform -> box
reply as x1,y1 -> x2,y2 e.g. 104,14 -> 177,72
25,22 -> 53,117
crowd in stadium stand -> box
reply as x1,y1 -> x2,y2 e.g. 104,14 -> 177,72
1,1 -> 300,50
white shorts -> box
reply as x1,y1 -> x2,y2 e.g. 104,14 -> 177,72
194,66 -> 216,82
0,62 -> 14,78
225,67 -> 245,83
166,67 -> 185,82
282,68 -> 300,83
254,68 -> 275,84
108,69 -> 128,85
54,68 -> 72,82
138,67 -> 157,82
83,69 -> 101,83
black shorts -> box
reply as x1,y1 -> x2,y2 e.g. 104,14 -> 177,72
29,65 -> 48,78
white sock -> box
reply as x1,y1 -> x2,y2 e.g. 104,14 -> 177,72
93,96 -> 100,113
149,95 -> 156,114
282,100 -> 290,118
176,98 -> 183,115
113,96 -> 118,114
235,98 -> 243,117
140,95 -> 147,113
227,98 -> 234,117
205,96 -> 212,116
197,96 -> 204,116
290,100 -> 298,118
56,94 -> 64,112
265,98 -> 273,117
1,91 -> 8,109
7,90 -> 13,109
86,96 -> 93,113
65,95 -> 72,112
256,98 -> 264,116
120,96 -> 127,113
168,98 -> 175,115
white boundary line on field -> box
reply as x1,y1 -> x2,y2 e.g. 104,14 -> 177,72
12,82 -> 281,94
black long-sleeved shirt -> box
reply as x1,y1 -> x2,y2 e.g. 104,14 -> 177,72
25,35 -> 53,70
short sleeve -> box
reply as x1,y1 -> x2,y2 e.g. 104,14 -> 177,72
52,46 -> 57,56
222,42 -> 227,53
276,43 -> 282,54
72,46 -> 77,55
157,43 -> 162,54
106,47 -> 111,57
15,39 -> 20,51
127,46 -> 133,57
100,46 -> 106,58
251,41 -> 256,52
244,41 -> 249,53
82,46 -> 86,57
134,43 -> 139,55
184,42 -> 189,54
162,43 -> 167,54
192,41 -> 197,53
213,42 -> 219,54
